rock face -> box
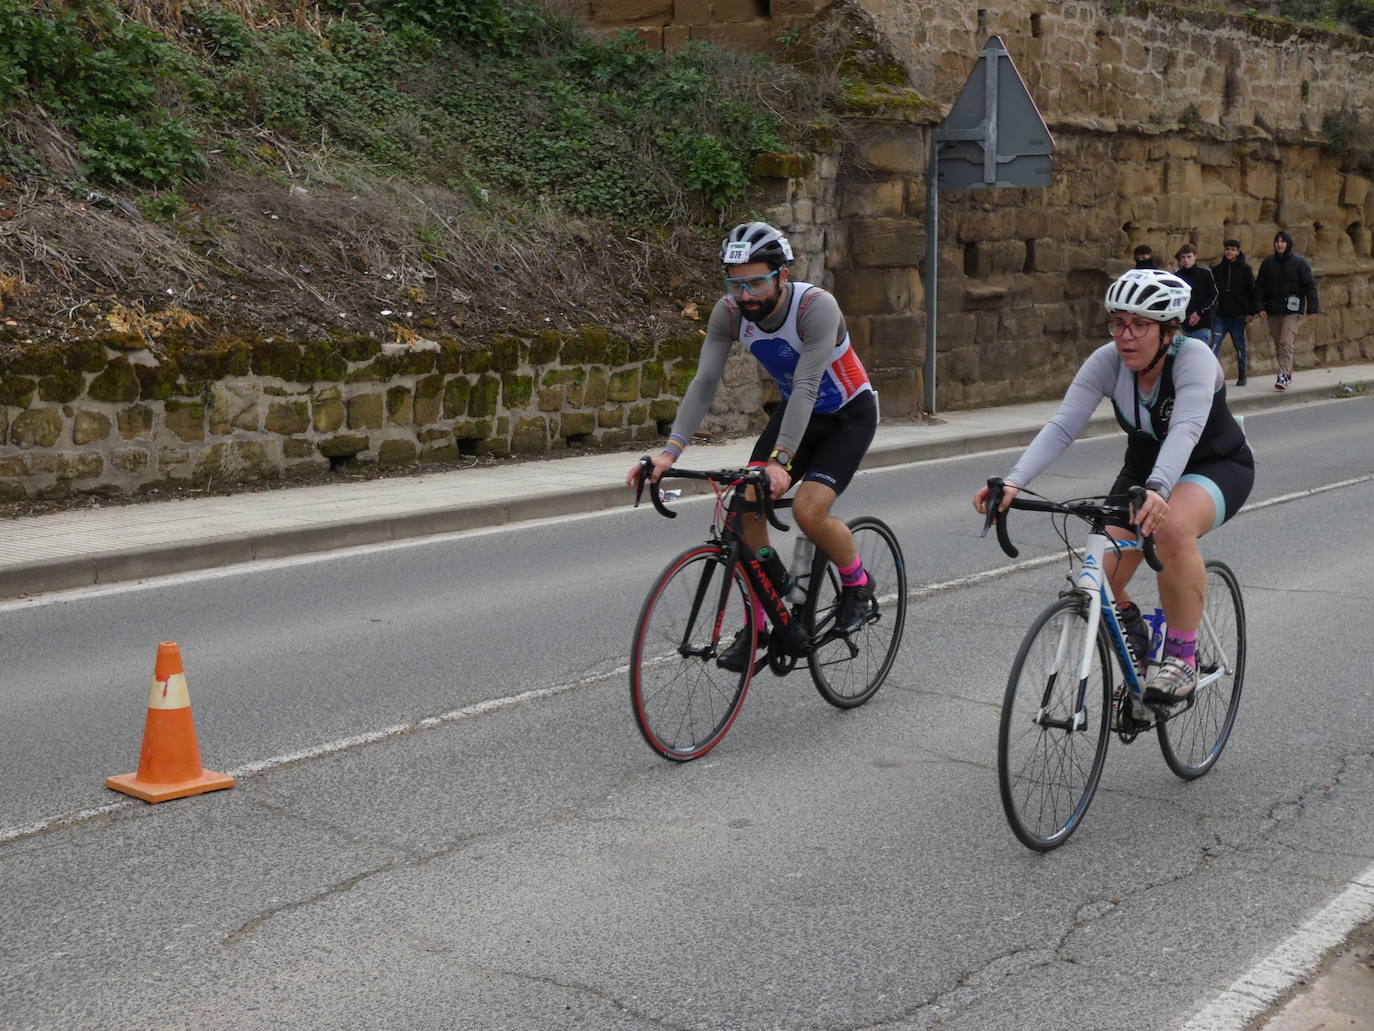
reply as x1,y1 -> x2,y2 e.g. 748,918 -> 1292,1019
584,0 -> 1374,414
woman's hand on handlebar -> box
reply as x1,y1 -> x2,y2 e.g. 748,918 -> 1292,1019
1130,488 -> 1169,537
627,452 -> 674,489
973,480 -> 1019,515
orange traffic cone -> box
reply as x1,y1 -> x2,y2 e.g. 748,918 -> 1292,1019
106,642 -> 235,803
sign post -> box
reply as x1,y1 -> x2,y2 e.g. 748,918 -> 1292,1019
923,36 -> 1055,414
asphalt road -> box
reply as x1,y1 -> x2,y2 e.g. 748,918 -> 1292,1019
1,397 -> 1372,1030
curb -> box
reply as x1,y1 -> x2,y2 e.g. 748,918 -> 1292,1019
2,377 -> 1368,598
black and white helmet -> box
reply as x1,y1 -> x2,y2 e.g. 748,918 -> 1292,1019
720,221 -> 794,268
1104,268 -> 1190,322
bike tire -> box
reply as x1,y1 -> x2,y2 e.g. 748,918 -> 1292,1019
998,596 -> 1113,851
808,516 -> 908,709
1157,559 -> 1246,779
630,543 -> 756,761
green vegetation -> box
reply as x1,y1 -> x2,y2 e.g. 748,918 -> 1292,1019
0,0 -> 824,217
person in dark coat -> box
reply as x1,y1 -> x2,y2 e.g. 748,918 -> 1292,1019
1210,239 -> 1260,386
1256,230 -> 1319,391
1172,244 -> 1217,345
1133,243 -> 1157,269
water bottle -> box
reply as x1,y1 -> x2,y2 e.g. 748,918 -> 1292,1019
787,538 -> 814,603
757,546 -> 791,594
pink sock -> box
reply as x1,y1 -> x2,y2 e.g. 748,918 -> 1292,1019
839,556 -> 868,588
1164,628 -> 1198,669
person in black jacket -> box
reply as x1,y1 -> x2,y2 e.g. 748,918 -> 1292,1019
1210,239 -> 1260,386
1256,230 -> 1319,391
1133,243 -> 1157,269
1173,244 -> 1217,344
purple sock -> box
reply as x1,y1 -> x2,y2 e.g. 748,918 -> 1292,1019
1164,628 -> 1198,669
839,556 -> 868,588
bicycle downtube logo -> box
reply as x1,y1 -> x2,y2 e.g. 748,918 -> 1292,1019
747,555 -> 790,627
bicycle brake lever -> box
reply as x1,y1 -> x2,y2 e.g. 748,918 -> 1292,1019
981,478 -> 1019,558
1128,485 -> 1164,572
633,456 -> 651,508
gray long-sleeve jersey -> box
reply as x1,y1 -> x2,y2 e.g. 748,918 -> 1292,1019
1006,337 -> 1232,497
666,284 -> 851,458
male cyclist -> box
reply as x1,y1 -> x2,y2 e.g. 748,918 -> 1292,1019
626,221 -> 879,670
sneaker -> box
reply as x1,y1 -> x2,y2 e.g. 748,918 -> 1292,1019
1274,373 -> 1290,391
1236,374 -> 1247,387
717,626 -> 767,672
1143,655 -> 1198,704
835,578 -> 877,634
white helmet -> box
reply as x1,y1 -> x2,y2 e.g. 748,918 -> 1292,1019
720,221 -> 794,268
1104,268 -> 1190,322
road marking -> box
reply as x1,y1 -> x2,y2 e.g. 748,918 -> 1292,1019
0,664 -> 629,845
1179,870 -> 1374,1030
4,471 -> 1373,846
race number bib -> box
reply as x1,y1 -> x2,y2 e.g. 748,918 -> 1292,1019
723,241 -> 752,265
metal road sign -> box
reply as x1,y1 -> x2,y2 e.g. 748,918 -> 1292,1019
936,35 -> 1055,190
923,37 -> 1055,413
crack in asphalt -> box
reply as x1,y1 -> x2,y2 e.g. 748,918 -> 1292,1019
478,967 -> 694,1030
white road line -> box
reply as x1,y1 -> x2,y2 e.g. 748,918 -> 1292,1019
0,664 -> 629,845
3,471 -> 1373,854
1179,871 -> 1374,1030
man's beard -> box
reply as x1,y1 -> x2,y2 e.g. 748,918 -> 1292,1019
738,293 -> 776,323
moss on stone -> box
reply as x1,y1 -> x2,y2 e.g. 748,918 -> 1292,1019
461,347 -> 491,375
38,368 -> 84,403
345,358 -> 387,382
327,330 -> 382,363
468,374 -> 499,417
134,361 -> 180,402
753,152 -> 818,179
490,335 -> 525,372
298,340 -> 348,382
251,339 -> 302,381
443,376 -> 471,418
0,373 -> 35,407
88,359 -> 141,403
170,339 -> 252,380
529,330 -> 562,366
838,82 -> 941,119
502,372 -> 533,409
435,338 -> 466,373
639,360 -> 664,398
381,349 -> 436,377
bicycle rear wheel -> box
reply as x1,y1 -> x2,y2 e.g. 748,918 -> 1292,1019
808,516 -> 907,709
630,544 -> 756,761
998,596 -> 1113,851
1157,560 -> 1246,779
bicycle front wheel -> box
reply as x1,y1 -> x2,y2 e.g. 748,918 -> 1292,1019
1157,559 -> 1246,779
630,544 -> 756,761
998,596 -> 1113,851
808,516 -> 908,709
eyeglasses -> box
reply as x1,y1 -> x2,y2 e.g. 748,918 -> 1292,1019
1106,317 -> 1155,339
723,270 -> 780,296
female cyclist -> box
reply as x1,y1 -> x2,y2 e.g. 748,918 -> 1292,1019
974,268 -> 1255,704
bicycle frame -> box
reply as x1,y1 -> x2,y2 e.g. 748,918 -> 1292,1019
1054,530 -> 1239,728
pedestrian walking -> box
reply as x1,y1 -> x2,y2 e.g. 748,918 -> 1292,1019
1210,239 -> 1260,386
1256,230 -> 1319,391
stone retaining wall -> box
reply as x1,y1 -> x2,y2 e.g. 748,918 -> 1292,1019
0,329 -> 766,500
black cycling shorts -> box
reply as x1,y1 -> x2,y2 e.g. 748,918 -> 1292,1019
749,391 -> 877,496
1107,449 -> 1255,532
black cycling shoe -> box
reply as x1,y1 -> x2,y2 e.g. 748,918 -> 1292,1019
717,626 -> 767,672
836,578 -> 877,634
